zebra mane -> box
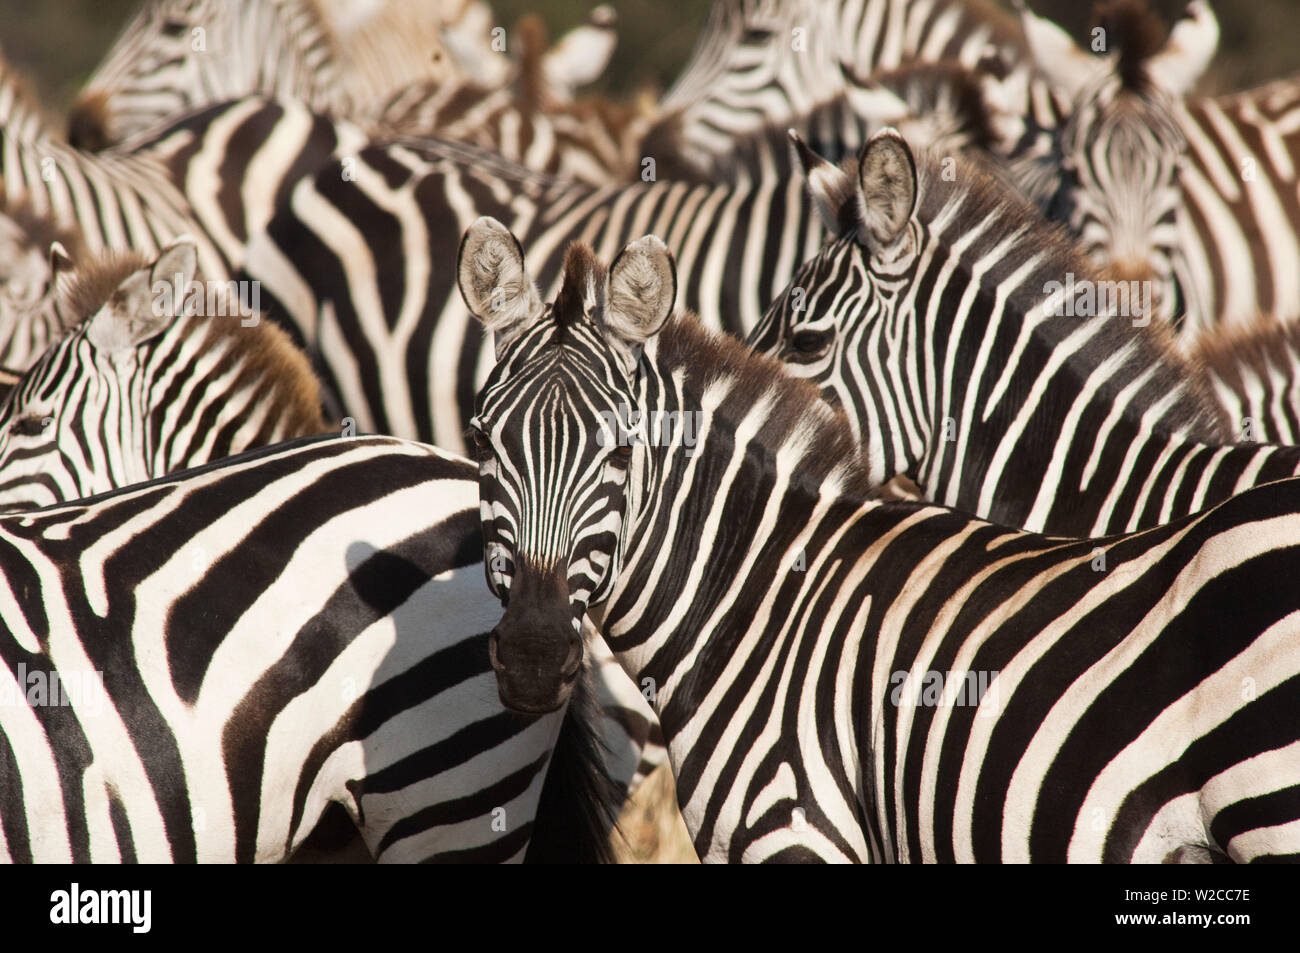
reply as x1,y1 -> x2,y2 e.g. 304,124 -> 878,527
514,14 -> 548,112
1093,0 -> 1169,92
901,147 -> 1227,439
549,243 -> 605,345
655,310 -> 874,498
54,254 -> 327,436
1191,314 -> 1300,397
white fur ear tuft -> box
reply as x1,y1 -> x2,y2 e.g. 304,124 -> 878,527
605,235 -> 675,367
1147,0 -> 1218,96
1018,1 -> 1109,101
457,216 -> 543,359
854,129 -> 917,251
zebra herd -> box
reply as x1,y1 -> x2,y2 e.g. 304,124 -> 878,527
0,0 -> 1298,864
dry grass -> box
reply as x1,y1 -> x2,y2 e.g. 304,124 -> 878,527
610,762 -> 699,864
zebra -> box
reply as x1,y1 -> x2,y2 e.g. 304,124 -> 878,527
460,219 -> 1300,863
68,0 -> 632,181
652,0 -> 1036,177
0,433 -> 617,863
67,0 -> 355,151
367,11 -> 655,185
0,93 -> 378,390
1021,0 -> 1300,344
0,239 -> 326,509
0,95 -> 227,283
243,75 -> 1001,453
0,236 -> 663,847
0,194 -> 83,370
747,130 -> 1300,538
1193,317 -> 1300,446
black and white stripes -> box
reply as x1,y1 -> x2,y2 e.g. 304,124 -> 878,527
0,435 -> 611,862
464,224 -> 1300,863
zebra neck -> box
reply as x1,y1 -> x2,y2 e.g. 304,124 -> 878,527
603,315 -> 869,721
902,171 -> 1231,534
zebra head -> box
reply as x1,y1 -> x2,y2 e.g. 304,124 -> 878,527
458,217 -> 675,714
68,0 -> 346,150
0,240 -> 196,508
0,198 -> 81,368
1021,0 -> 1219,323
748,129 -> 921,486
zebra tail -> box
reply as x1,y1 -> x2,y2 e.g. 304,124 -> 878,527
523,671 -> 621,864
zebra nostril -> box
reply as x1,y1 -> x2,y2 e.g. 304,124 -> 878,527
488,631 -> 502,670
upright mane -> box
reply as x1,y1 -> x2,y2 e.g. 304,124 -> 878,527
1093,0 -> 1169,92
656,310 -> 874,499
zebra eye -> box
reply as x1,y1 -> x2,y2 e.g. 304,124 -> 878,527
466,426 -> 493,462
11,415 -> 50,438
612,442 -> 634,463
790,330 -> 831,354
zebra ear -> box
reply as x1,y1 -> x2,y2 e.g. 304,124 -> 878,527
86,239 -> 197,354
458,217 -> 543,359
541,5 -> 617,99
148,239 -> 199,305
605,235 -> 675,367
48,241 -> 74,279
1016,1 -> 1109,101
854,130 -> 917,251
789,131 -> 856,236
1147,0 -> 1218,95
